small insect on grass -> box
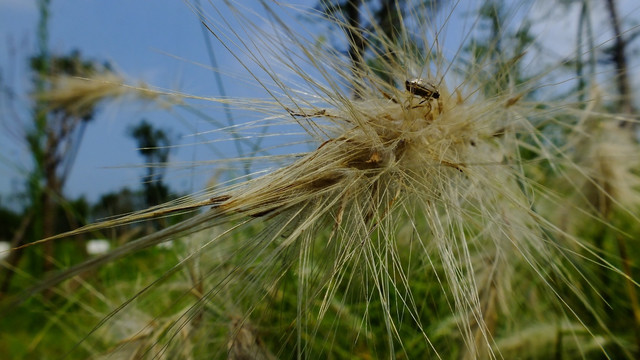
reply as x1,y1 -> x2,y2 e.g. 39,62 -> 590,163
405,78 -> 444,113
405,78 -> 440,100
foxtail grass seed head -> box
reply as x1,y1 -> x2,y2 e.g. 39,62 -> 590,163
4,1 -> 640,359
36,72 -> 179,119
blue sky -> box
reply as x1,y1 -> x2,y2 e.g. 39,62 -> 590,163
0,0 -> 638,207
0,0 -> 321,205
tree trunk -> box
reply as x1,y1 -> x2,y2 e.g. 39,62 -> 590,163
604,0 -> 635,122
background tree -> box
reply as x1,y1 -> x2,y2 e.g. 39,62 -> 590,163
603,0 -> 637,121
463,0 -> 533,96
317,0 -> 446,93
128,119 -> 172,208
0,0 -> 113,295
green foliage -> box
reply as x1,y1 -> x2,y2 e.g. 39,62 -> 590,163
0,203 -> 20,242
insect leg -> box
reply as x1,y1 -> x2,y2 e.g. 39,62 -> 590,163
285,107 -> 341,119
